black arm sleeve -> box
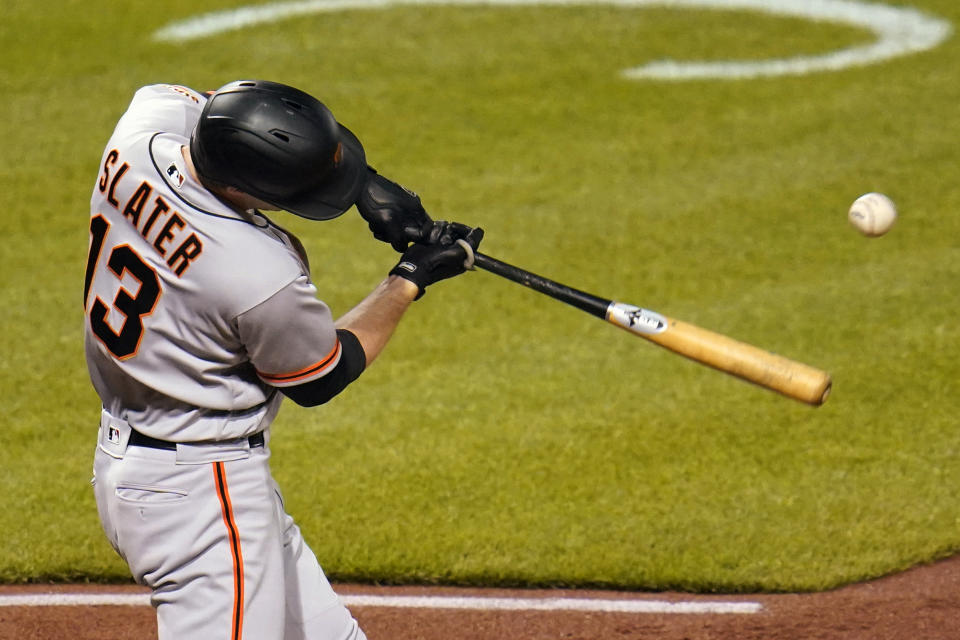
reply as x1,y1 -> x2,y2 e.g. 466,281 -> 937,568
279,329 -> 367,407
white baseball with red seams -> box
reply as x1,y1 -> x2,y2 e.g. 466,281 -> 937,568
848,192 -> 897,237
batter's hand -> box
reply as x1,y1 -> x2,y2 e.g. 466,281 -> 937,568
389,224 -> 484,298
356,167 -> 435,252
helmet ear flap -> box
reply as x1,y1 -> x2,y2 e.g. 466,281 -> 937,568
190,80 -> 367,220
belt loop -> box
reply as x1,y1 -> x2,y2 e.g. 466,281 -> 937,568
98,409 -> 132,459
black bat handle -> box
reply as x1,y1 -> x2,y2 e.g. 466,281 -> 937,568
473,252 -> 611,319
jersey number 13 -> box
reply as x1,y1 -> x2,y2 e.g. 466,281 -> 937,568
84,214 -> 161,359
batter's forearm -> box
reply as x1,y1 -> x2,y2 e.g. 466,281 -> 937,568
334,276 -> 418,365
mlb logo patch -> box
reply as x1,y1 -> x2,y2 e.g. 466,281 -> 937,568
166,163 -> 185,187
108,426 -> 121,445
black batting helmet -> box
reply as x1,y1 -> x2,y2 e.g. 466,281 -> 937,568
190,80 -> 366,221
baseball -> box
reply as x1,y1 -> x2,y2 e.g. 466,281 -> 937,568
848,192 -> 897,237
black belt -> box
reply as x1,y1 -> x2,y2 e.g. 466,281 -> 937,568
128,428 -> 264,451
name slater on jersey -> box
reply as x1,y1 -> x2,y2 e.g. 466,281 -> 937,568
98,148 -> 203,276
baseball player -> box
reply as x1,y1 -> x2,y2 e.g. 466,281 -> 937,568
85,80 -> 482,640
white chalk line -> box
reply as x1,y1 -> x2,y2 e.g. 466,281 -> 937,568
150,0 -> 952,80
0,592 -> 762,614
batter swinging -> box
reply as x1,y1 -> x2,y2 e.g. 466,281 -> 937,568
85,80 -> 482,640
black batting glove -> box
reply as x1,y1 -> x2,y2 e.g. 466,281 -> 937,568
356,167 -> 435,252
390,224 -> 484,299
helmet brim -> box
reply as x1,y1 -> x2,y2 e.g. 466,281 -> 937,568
268,124 -> 367,221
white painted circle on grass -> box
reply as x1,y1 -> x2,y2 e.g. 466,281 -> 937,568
152,0 -> 951,80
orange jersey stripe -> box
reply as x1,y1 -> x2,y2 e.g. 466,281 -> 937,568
257,339 -> 341,386
213,462 -> 244,640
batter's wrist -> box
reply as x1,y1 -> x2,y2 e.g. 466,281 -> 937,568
388,274 -> 421,301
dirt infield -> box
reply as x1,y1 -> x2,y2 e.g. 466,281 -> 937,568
2,554 -> 959,639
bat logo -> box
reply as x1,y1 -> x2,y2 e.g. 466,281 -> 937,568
626,308 -> 665,332
607,303 -> 668,335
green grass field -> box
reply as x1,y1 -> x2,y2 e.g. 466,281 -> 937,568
1,0 -> 959,592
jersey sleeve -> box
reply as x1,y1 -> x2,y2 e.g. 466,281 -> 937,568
235,275 -> 343,387
115,84 -> 207,139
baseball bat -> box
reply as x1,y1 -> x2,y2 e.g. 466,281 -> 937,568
472,252 -> 832,406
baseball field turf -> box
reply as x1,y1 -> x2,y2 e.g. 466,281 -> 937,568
1,0 -> 958,593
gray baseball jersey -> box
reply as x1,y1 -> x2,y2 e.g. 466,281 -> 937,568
85,84 -> 342,441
